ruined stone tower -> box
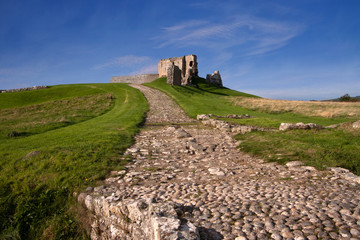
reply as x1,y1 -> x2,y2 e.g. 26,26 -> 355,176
206,70 -> 223,87
158,55 -> 198,86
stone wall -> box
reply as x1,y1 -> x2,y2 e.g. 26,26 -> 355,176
110,74 -> 159,84
158,55 -> 198,86
158,56 -> 185,78
166,65 -> 182,86
0,86 -> 48,93
78,194 -> 199,240
206,70 -> 223,87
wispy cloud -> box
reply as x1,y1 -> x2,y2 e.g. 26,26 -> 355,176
130,64 -> 158,75
155,16 -> 304,56
163,20 -> 207,32
93,55 -> 152,70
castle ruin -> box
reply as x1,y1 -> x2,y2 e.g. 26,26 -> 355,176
206,70 -> 223,87
158,55 -> 198,86
110,54 -> 223,87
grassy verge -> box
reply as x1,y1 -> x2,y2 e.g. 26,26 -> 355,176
235,125 -> 360,175
145,78 -> 351,128
0,93 -> 114,140
0,83 -> 148,239
145,77 -> 360,175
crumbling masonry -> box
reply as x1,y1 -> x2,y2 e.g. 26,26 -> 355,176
158,55 -> 223,87
158,55 -> 199,86
206,70 -> 222,87
109,54 -> 223,87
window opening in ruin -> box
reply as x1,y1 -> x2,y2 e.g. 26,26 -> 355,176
189,61 -> 193,67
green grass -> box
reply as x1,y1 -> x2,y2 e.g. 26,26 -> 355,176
145,77 -> 360,175
235,128 -> 360,175
0,85 -> 105,110
0,93 -> 114,140
145,77 -> 258,118
0,83 -> 148,239
145,78 -> 349,128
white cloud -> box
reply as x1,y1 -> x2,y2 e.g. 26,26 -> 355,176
93,55 -> 152,70
155,16 -> 304,56
130,64 -> 158,75
163,20 -> 208,32
92,55 -> 159,77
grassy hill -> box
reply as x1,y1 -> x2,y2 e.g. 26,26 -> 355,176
146,77 -> 360,175
145,77 -> 259,118
0,85 -> 106,109
1,79 -> 360,238
0,84 -> 148,239
145,78 -> 354,127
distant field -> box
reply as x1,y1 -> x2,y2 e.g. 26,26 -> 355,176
0,84 -> 147,239
146,78 -> 360,175
230,97 -> 360,118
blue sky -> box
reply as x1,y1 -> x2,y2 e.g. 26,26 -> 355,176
0,0 -> 359,100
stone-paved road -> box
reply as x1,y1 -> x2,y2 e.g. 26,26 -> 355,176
82,84 -> 360,240
130,84 -> 197,124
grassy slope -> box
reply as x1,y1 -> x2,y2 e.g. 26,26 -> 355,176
0,84 -> 105,110
145,78 -> 348,127
0,83 -> 148,239
146,78 -> 360,175
0,93 -> 114,140
145,77 -> 258,119
235,126 -> 360,175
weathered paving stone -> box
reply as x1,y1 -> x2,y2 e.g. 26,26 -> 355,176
79,84 -> 360,240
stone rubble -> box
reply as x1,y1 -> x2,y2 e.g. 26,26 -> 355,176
77,193 -> 200,240
0,85 -> 48,93
279,122 -> 323,131
80,84 -> 360,240
353,120 -> 360,129
200,118 -> 267,134
329,167 -> 360,185
197,114 -> 251,120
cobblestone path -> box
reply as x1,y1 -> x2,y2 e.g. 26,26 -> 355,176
82,85 -> 360,240
130,84 -> 197,124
